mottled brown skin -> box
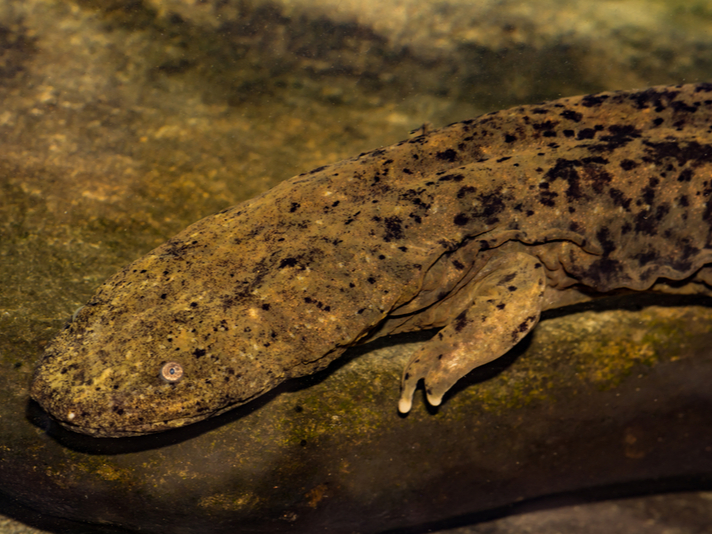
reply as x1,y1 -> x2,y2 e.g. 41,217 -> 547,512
32,83 -> 712,437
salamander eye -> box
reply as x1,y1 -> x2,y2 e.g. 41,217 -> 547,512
160,361 -> 183,383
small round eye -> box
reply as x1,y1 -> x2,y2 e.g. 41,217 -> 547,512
160,361 -> 183,383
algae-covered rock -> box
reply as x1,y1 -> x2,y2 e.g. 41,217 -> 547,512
5,304 -> 712,533
2,0 -> 712,532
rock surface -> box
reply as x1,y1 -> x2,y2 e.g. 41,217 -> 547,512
1,0 -> 712,533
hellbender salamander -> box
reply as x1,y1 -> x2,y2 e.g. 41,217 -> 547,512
31,83 -> 712,437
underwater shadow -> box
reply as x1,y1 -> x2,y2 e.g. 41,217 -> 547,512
379,475 -> 712,534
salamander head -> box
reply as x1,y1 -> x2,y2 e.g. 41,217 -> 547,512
30,250 -> 287,438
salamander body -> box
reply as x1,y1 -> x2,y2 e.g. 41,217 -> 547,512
31,83 -> 712,436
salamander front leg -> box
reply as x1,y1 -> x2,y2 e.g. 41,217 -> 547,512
398,252 -> 547,413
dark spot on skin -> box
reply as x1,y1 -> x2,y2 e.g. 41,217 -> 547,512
453,213 -> 469,226
675,241 -> 700,272
569,221 -> 581,232
457,185 -> 476,198
630,87 -> 677,110
160,293 -> 167,299
496,156 -> 511,163
608,188 -> 632,210
671,100 -> 698,114
582,163 -> 613,194
596,227 -> 616,255
367,277 -> 376,284
580,94 -> 609,107
344,211 -> 361,225
577,128 -> 597,140
504,134 -> 516,143
193,348 -> 206,358
436,149 -> 458,162
642,140 -> 712,167
678,168 -> 694,182
588,124 -> 643,153
498,273 -> 517,285
383,216 -> 404,241
533,120 -> 559,135
634,203 -> 670,236
454,310 -> 468,332
543,158 -> 583,201
510,315 -> 537,342
537,183 -> 558,207
289,202 -> 300,213
261,303 -> 270,311
583,257 -> 625,285
279,257 -> 298,268
620,159 -> 638,170
400,189 -> 432,210
496,303 -> 506,310
561,109 -> 583,122
634,249 -> 659,266
642,176 -> 660,205
476,189 -> 507,224
507,286 -> 517,292
190,302 -> 198,308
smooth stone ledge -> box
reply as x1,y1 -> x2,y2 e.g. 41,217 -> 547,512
2,298 -> 712,533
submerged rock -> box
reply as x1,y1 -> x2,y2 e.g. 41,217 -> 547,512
2,302 -> 712,532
